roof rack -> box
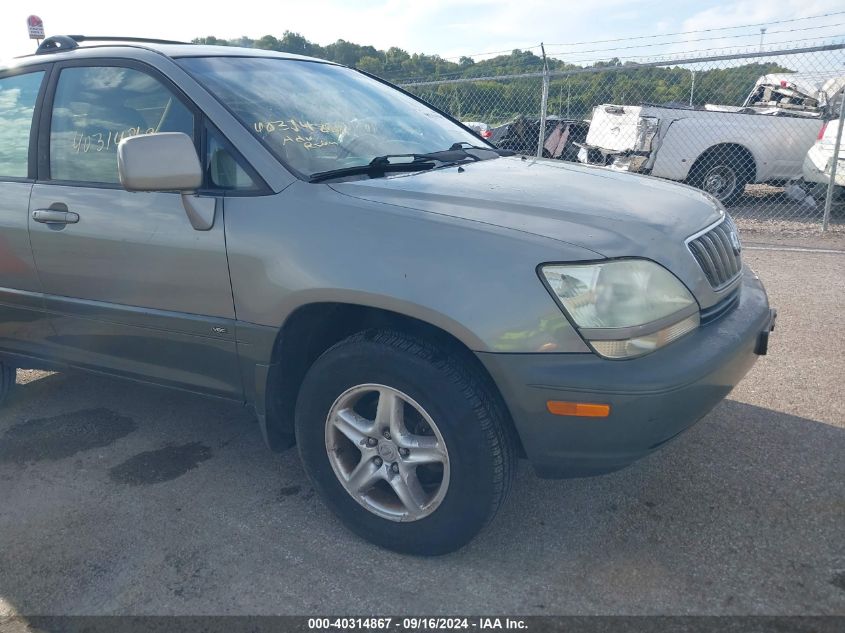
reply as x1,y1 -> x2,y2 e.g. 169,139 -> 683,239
36,35 -> 192,55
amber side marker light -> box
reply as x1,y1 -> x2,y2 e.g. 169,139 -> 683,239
546,401 -> 611,418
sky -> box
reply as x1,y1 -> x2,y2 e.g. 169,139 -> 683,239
2,0 -> 844,69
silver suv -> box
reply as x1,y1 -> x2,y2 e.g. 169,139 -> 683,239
0,36 -> 776,554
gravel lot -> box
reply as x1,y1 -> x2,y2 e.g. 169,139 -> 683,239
0,244 -> 843,617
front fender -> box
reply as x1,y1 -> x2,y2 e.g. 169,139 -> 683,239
224,184 -> 594,356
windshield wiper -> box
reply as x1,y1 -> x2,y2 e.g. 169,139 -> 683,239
308,158 -> 432,183
309,150 -> 480,183
449,142 -> 516,156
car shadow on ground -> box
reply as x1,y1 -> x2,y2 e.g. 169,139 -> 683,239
0,370 -> 843,614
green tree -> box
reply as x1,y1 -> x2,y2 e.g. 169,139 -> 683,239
191,32 -> 794,123
255,35 -> 281,50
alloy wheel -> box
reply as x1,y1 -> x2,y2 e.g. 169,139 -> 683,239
324,383 -> 450,522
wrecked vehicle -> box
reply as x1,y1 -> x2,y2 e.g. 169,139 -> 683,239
490,115 -> 588,162
461,121 -> 493,140
578,72 -> 845,205
803,118 -> 845,195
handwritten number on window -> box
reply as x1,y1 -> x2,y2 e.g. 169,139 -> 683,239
254,118 -> 344,149
70,126 -> 159,154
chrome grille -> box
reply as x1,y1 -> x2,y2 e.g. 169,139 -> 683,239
687,216 -> 742,289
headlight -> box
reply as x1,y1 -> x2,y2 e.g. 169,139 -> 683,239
540,260 -> 699,359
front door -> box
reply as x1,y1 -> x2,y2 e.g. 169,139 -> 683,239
28,61 -> 241,398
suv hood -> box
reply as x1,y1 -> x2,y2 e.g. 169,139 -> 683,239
330,156 -> 722,259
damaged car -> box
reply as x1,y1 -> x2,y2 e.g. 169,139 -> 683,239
490,115 -> 589,162
577,72 -> 845,205
803,115 -> 845,198
461,121 -> 493,140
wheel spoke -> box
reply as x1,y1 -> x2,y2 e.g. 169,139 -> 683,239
403,446 -> 446,465
402,436 -> 446,464
346,457 -> 382,493
389,468 -> 428,519
375,388 -> 404,439
332,408 -> 372,446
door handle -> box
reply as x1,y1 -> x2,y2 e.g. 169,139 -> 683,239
32,209 -> 80,224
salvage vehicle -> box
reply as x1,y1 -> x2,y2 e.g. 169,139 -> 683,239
490,115 -> 589,162
461,121 -> 493,140
803,118 -> 845,196
577,72 -> 845,205
0,36 -> 775,554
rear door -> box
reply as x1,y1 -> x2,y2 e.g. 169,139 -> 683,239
28,59 -> 241,398
0,64 -> 54,358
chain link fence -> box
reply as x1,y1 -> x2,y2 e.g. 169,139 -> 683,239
401,44 -> 845,234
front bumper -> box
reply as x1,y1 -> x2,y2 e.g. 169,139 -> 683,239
478,267 -> 774,478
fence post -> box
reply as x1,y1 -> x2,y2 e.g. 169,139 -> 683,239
822,96 -> 845,232
537,43 -> 549,158
689,70 -> 695,106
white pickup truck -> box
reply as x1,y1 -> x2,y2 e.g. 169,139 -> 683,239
577,72 -> 845,204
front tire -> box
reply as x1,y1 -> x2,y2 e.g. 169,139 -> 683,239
295,330 -> 516,555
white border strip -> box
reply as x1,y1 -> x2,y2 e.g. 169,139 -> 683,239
744,246 -> 845,254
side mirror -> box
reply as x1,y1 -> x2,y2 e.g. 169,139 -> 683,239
117,132 -> 215,231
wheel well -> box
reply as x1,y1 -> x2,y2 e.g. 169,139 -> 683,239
262,303 -> 524,456
690,143 -> 757,182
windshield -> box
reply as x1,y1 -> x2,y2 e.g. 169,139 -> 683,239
177,56 -> 485,178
